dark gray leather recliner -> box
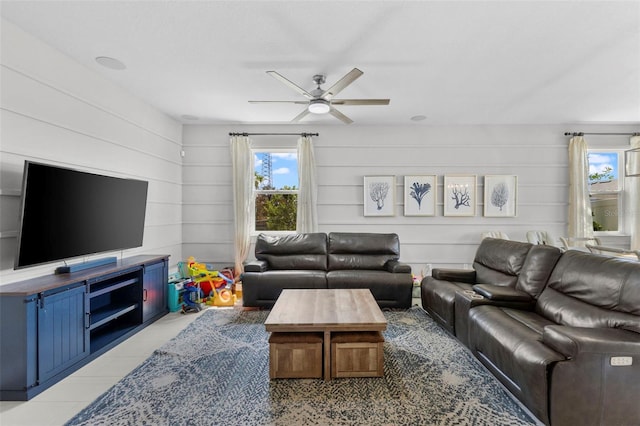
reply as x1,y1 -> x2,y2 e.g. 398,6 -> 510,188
242,233 -> 328,308
468,251 -> 640,426
326,232 -> 412,309
420,238 -> 562,337
242,232 -> 412,309
422,238 -> 640,425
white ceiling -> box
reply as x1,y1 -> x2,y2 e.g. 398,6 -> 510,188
2,0 -> 639,126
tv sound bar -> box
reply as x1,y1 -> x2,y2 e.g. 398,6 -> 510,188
55,257 -> 118,274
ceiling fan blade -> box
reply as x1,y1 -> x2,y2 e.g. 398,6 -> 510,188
291,108 -> 311,122
331,99 -> 390,106
249,100 -> 308,104
329,107 -> 354,124
322,68 -> 363,100
267,71 -> 314,99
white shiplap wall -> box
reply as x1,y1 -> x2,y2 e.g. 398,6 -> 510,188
182,123 -> 636,273
0,19 -> 183,285
1,18 -> 635,285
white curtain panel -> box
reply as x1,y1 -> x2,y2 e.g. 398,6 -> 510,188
628,136 -> 640,249
230,135 -> 253,276
568,136 -> 594,239
296,135 -> 318,233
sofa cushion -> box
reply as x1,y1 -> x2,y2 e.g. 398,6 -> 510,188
328,232 -> 400,271
514,244 -> 562,298
536,251 -> 640,332
255,233 -> 327,270
241,270 -> 327,308
473,238 -> 532,287
326,270 -> 412,309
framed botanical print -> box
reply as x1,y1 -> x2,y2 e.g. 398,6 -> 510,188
404,175 -> 436,216
484,175 -> 518,217
364,175 -> 395,216
443,175 -> 476,217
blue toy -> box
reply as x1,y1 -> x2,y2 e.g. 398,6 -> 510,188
181,282 -> 203,313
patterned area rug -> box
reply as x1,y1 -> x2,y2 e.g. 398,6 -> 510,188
66,307 -> 536,425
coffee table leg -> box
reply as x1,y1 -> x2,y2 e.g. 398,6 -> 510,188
324,330 -> 331,381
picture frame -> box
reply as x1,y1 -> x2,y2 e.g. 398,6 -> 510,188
443,175 -> 476,217
404,175 -> 436,216
484,175 -> 518,217
364,175 -> 395,216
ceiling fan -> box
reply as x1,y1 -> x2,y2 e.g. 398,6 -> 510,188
249,68 -> 390,124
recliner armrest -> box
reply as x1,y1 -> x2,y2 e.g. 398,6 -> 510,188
543,325 -> 640,358
385,260 -> 411,273
243,259 -> 268,273
431,268 -> 476,283
472,284 -> 534,303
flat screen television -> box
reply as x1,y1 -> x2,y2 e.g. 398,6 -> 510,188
14,161 -> 148,270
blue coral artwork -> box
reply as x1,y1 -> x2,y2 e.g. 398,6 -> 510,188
364,175 -> 396,216
404,175 -> 436,216
484,175 -> 518,217
444,175 -> 477,217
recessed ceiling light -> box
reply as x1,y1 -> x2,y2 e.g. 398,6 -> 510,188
95,56 -> 126,70
181,115 -> 199,121
410,115 -> 427,122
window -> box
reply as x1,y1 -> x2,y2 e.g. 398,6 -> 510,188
588,150 -> 623,233
253,150 -> 298,232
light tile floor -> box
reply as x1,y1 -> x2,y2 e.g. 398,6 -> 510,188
0,309 -> 206,426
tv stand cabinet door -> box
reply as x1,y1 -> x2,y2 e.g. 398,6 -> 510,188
142,259 -> 168,323
38,284 -> 88,384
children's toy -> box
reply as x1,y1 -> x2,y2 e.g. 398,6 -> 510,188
181,281 -> 203,313
211,287 -> 237,307
184,257 -> 236,307
168,279 -> 186,312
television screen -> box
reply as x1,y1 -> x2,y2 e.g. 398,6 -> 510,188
14,161 -> 148,269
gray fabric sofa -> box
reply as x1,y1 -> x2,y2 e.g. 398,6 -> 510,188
421,238 -> 640,425
242,232 -> 412,309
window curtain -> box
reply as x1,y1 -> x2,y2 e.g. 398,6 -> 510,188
296,135 -> 318,233
629,135 -> 640,250
230,135 -> 253,276
568,135 -> 594,240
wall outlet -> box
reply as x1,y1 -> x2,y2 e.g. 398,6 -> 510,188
610,356 -> 633,366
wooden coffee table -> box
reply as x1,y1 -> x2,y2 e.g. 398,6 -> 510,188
265,288 -> 387,380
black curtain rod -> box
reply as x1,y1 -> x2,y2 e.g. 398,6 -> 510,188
229,132 -> 319,137
564,132 -> 640,136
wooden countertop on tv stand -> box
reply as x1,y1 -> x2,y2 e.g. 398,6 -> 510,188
0,255 -> 169,296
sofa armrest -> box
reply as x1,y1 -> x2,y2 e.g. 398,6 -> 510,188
543,325 -> 640,425
472,284 -> 534,303
543,325 -> 640,359
385,260 -> 412,273
431,268 -> 476,283
243,259 -> 269,273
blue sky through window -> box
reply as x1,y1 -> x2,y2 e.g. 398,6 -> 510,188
254,152 -> 298,189
588,152 -> 618,181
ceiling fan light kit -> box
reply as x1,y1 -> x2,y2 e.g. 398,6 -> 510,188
308,99 -> 330,114
249,68 -> 389,124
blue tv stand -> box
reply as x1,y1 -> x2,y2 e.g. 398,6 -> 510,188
0,254 -> 169,401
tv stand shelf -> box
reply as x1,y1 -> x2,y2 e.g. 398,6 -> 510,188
90,277 -> 139,298
90,302 -> 139,330
90,324 -> 139,354
0,254 -> 169,401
